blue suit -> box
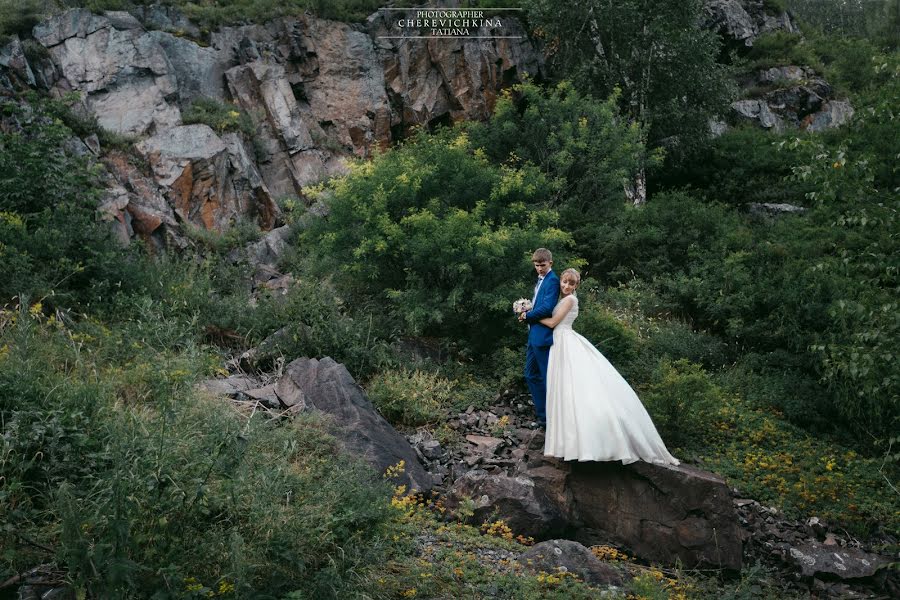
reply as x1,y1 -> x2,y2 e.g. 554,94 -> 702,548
523,270 -> 559,424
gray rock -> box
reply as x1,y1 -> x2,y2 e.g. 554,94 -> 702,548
731,99 -> 784,131
805,100 -> 855,132
747,202 -> 807,216
135,124 -> 276,231
518,539 -> 624,586
274,357 -> 432,493
0,37 -> 36,87
704,0 -> 756,45
421,440 -> 444,460
148,30 -> 229,105
369,11 -> 541,133
563,461 -> 743,570
129,4 -> 201,38
703,0 -> 798,47
787,540 -> 890,579
243,384 -> 281,409
197,375 -> 258,397
444,469 -> 565,538
758,65 -> 808,84
33,9 -> 181,136
465,434 -> 505,455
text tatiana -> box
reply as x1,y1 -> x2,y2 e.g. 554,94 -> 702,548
397,10 -> 501,36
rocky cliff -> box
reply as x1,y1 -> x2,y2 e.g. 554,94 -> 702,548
1,5 -> 541,248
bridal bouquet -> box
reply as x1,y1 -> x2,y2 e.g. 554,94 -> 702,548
512,298 -> 532,315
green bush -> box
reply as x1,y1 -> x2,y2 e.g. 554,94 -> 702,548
0,99 -> 136,311
640,358 -> 725,450
367,368 -> 455,427
744,31 -> 824,71
468,80 -> 647,233
0,318 -> 393,598
0,0 -> 42,39
301,127 -> 577,356
587,190 -> 738,282
657,126 -> 810,207
182,97 -> 256,136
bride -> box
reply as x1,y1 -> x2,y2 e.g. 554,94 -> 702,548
539,268 -> 679,466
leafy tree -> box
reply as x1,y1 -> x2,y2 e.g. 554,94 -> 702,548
525,0 -> 734,202
301,128 -> 577,355
468,81 -> 650,250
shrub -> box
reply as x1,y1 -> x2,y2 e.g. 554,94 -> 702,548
0,318 -> 394,598
0,0 -> 42,39
468,80 -> 647,232
367,368 -> 455,427
640,358 -> 725,450
587,190 -> 738,283
301,127 -> 577,356
182,97 -> 256,136
0,99 -> 136,310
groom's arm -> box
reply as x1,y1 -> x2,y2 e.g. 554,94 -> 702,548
524,277 -> 560,323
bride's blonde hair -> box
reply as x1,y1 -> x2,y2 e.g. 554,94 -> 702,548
561,268 -> 581,285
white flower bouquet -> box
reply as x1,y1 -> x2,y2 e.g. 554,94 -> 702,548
512,298 -> 533,315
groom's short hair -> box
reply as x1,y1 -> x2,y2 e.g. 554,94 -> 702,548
532,248 -> 552,262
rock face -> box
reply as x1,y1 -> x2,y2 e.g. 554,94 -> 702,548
703,0 -> 798,48
135,124 -> 277,230
33,9 -> 181,136
15,7 -> 541,242
275,357 -> 432,493
368,11 -> 540,134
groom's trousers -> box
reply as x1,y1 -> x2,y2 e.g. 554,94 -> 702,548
524,343 -> 551,424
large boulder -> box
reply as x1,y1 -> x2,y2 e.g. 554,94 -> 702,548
274,357 -> 432,493
564,461 -> 743,570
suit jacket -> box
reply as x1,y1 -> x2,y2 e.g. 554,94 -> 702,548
525,270 -> 560,347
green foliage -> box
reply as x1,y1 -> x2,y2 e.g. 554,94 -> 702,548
469,81 -> 648,230
657,126 -> 809,207
301,128 -> 577,355
0,99 -> 136,310
182,97 -> 256,136
640,359 -> 723,450
367,368 -> 455,427
745,31 -> 825,72
0,317 -> 393,598
587,190 -> 738,282
0,0 -> 41,39
525,0 -> 734,163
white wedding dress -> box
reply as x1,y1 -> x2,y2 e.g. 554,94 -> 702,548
543,296 -> 679,465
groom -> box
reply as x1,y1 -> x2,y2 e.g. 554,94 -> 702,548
519,248 -> 560,427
